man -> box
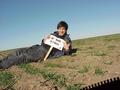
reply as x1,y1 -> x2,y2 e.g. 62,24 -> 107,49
0,21 -> 72,69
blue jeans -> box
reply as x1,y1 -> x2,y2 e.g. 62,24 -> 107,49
0,44 -> 47,69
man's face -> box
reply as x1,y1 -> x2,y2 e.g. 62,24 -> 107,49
58,27 -> 66,36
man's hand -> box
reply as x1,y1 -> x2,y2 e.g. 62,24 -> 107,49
63,41 -> 70,51
43,35 -> 50,43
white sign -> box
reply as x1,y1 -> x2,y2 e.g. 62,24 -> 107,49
44,35 -> 65,50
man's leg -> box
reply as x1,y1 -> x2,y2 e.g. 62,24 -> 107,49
0,54 -> 26,69
0,48 -> 28,69
0,45 -> 47,69
25,44 -> 48,62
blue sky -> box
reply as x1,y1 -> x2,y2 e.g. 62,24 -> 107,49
0,0 -> 120,51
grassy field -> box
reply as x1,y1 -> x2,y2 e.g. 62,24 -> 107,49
0,33 -> 120,90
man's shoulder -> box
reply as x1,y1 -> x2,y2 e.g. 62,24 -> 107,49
64,34 -> 72,42
65,34 -> 70,38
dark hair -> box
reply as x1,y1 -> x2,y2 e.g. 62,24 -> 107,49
57,21 -> 68,30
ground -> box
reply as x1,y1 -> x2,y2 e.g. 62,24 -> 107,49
0,33 -> 120,90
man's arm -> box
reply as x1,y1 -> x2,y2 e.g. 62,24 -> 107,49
63,42 -> 71,51
43,35 -> 50,43
63,35 -> 72,55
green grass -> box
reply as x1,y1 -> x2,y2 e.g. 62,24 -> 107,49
107,45 -> 116,50
103,61 -> 113,65
19,64 -> 67,87
95,68 -> 106,76
103,34 -> 120,42
0,71 -> 15,89
78,65 -> 90,74
44,63 -> 64,68
87,46 -> 94,49
91,51 -> 107,56
42,71 -> 66,87
18,63 -> 40,75
66,83 -> 84,90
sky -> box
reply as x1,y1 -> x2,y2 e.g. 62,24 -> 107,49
0,0 -> 120,51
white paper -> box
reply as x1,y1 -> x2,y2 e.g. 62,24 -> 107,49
44,35 -> 65,50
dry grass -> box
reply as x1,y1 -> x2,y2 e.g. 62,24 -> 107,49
0,33 -> 120,90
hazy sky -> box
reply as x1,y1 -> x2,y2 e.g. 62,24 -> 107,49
0,0 -> 120,51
